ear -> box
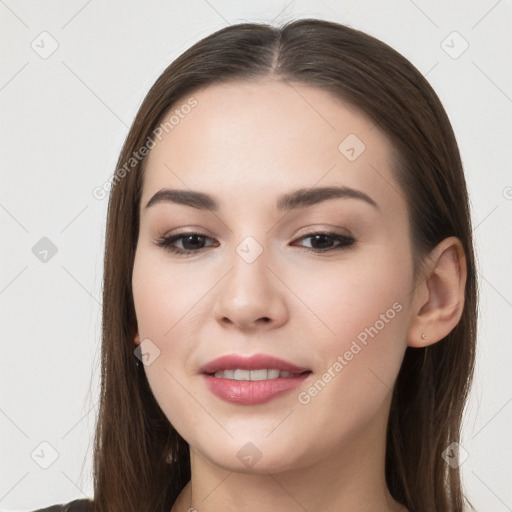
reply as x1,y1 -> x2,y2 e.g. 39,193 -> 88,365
407,236 -> 467,348
134,330 -> 141,347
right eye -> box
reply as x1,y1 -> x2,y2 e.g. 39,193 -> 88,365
154,232 -> 218,256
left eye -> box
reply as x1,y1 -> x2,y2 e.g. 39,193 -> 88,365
154,231 -> 356,256
294,232 -> 356,252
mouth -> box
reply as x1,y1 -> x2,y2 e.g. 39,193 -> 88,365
199,353 -> 311,375
202,371 -> 312,405
206,368 -> 312,380
199,353 -> 312,405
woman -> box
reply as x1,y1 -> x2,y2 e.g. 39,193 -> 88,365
33,17 -> 477,512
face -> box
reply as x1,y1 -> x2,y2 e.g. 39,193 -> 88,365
132,79 -> 416,473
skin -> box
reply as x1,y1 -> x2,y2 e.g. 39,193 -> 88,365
131,79 -> 467,512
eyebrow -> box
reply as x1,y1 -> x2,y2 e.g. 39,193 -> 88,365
144,185 -> 378,212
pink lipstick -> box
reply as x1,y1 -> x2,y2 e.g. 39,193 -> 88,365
200,354 -> 312,405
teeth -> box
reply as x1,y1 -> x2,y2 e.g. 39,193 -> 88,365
267,369 -> 280,379
212,369 -> 300,380
234,369 -> 250,380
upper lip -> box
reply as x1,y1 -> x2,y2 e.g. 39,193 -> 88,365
200,354 -> 311,374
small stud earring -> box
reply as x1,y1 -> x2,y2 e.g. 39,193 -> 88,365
134,333 -> 141,367
421,333 -> 427,340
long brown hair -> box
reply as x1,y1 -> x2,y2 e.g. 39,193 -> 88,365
92,18 -> 477,511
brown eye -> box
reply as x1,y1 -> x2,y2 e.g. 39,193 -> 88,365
293,232 -> 356,253
154,231 -> 356,256
154,232 -> 217,255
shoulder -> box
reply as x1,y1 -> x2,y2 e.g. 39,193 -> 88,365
29,498 -> 94,512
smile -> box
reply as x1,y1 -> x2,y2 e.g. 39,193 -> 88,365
203,371 -> 311,405
210,369 -> 306,380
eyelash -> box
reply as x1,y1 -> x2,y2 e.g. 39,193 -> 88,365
154,230 -> 356,256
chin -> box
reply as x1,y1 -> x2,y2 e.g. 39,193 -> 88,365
195,438 -> 305,475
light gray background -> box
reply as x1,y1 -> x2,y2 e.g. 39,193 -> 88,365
1,1 -> 511,510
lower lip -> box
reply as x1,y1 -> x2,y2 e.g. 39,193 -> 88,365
202,373 -> 311,405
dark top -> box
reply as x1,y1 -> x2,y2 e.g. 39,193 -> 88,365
29,499 -> 94,512
29,497 -> 414,512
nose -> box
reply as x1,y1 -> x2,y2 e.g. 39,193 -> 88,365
213,246 -> 288,332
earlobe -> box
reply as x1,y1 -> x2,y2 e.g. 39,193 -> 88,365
407,236 -> 467,348
134,331 -> 141,347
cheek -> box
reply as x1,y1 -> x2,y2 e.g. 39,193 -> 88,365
293,247 -> 409,338
132,247 -> 202,342
293,252 -> 410,428
131,250 -> 209,434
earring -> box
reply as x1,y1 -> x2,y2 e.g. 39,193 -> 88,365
134,334 -> 141,366
421,333 -> 427,340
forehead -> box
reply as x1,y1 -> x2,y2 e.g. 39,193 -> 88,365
141,79 -> 403,216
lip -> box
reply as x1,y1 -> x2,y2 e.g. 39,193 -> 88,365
202,373 -> 311,405
199,353 -> 310,374
200,353 -> 312,406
